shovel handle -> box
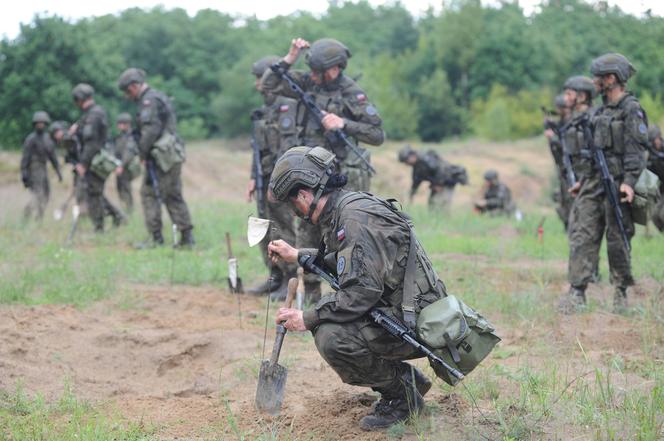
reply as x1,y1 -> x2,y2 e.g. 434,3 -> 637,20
225,232 -> 233,258
285,278 -> 298,309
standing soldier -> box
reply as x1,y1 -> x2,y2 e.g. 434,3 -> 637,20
262,37 -> 384,301
474,170 -> 515,215
69,84 -> 124,232
21,111 -> 62,220
646,125 -> 664,231
561,53 -> 647,314
397,145 -> 468,211
113,113 -> 140,213
543,94 -> 573,229
117,68 -> 194,247
246,55 -> 299,298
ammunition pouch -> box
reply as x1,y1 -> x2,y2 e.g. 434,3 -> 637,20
417,295 -> 500,386
127,155 -> 142,180
90,149 -> 121,179
151,131 -> 185,172
631,169 -> 661,226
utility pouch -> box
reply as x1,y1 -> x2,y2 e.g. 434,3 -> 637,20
90,149 -> 121,178
151,132 -> 185,172
127,155 -> 142,179
417,295 -> 500,386
610,120 -> 625,154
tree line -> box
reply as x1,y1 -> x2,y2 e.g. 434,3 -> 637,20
1,0 -> 663,148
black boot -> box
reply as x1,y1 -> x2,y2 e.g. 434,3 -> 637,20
558,286 -> 586,314
360,372 -> 425,431
613,286 -> 628,314
133,231 -> 164,249
176,228 -> 195,249
248,271 -> 283,296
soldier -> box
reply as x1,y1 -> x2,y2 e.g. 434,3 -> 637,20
118,68 -> 194,247
397,145 -> 468,211
267,147 -> 444,431
69,84 -> 124,232
543,94 -> 573,229
646,125 -> 664,231
113,113 -> 140,213
262,37 -> 385,300
21,111 -> 62,220
560,53 -> 647,314
474,170 -> 515,215
246,55 -> 299,298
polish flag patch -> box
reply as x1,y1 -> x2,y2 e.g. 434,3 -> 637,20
336,228 -> 346,241
280,104 -> 289,112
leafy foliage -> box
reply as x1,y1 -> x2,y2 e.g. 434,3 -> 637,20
1,0 -> 664,147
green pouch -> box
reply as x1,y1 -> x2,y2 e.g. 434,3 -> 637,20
127,155 -> 142,180
90,149 -> 121,179
151,132 -> 185,172
417,295 -> 500,386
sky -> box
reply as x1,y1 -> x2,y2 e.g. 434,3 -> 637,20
1,0 -> 662,39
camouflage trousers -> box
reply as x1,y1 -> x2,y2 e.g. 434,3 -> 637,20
555,171 -> 574,230
23,169 -> 50,221
85,172 -> 107,231
429,186 -> 454,211
141,163 -> 193,235
116,173 -> 134,213
313,318 -> 420,395
257,183 -> 297,278
568,177 -> 635,289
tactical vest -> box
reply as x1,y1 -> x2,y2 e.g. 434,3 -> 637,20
562,109 -> 593,177
255,96 -> 302,176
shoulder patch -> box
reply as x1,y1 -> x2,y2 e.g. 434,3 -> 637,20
336,256 -> 346,275
356,93 -> 366,102
143,99 -> 151,106
639,123 -> 648,134
366,105 -> 378,116
279,104 -> 289,112
336,227 -> 346,241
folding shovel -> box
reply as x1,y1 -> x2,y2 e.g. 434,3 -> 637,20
255,277 -> 298,415
225,232 -> 244,293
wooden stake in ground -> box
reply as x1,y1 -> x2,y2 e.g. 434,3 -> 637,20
225,232 -> 244,293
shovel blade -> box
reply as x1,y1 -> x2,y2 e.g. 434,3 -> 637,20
255,360 -> 288,415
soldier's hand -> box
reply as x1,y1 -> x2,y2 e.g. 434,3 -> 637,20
544,128 -> 555,139
246,179 -> 256,202
268,239 -> 298,264
68,123 -> 78,137
321,112 -> 345,131
284,37 -> 310,65
276,308 -> 306,331
75,163 -> 86,177
619,183 -> 634,203
116,166 -> 124,176
568,181 -> 581,197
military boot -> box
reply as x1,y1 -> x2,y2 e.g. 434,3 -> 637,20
558,286 -> 586,314
360,371 -> 425,431
612,286 -> 628,314
133,231 -> 164,249
176,228 -> 195,249
248,270 -> 283,296
305,281 -> 322,304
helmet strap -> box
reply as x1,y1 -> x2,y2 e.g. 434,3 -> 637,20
304,167 -> 332,222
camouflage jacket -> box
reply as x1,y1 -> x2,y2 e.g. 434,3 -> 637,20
75,104 -> 108,168
586,93 -> 647,188
262,65 -> 384,166
20,131 -> 60,180
114,131 -> 139,168
646,143 -> 664,193
410,150 -> 463,195
560,108 -> 595,180
299,190 -> 445,330
250,95 -> 301,180
483,182 -> 513,212
135,87 -> 178,160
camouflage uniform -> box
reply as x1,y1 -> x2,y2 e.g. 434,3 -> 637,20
113,121 -> 139,212
566,54 -> 647,310
50,121 -> 87,210
646,125 -> 664,231
398,146 -> 467,211
269,146 -> 444,429
21,112 -> 61,220
73,94 -> 122,232
476,171 -> 514,215
546,96 -> 574,229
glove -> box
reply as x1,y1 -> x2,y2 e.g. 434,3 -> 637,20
22,175 -> 30,188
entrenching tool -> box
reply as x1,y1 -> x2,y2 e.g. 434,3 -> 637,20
225,232 -> 244,293
255,277 -> 298,415
64,204 -> 81,246
54,189 -> 75,221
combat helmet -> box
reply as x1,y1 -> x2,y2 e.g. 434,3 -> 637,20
48,121 -> 67,135
590,53 -> 636,83
398,145 -> 416,163
564,75 -> 597,100
32,111 -> 51,124
484,169 -> 498,181
116,113 -> 132,124
270,146 -> 336,200
305,38 -> 351,71
252,55 -> 280,77
72,83 -> 94,101
117,67 -> 146,90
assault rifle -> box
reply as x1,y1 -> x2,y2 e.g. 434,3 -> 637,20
269,63 -> 376,175
250,111 -> 266,219
542,108 -> 577,188
297,254 -> 464,381
580,115 -> 631,251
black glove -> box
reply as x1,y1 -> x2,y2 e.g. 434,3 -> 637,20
22,175 -> 30,188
